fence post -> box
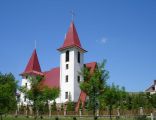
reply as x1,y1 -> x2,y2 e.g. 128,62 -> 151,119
151,113 -> 154,120
37,110 -> 39,117
79,109 -> 82,116
25,109 -> 28,117
29,106 -> 33,116
49,103 -> 51,117
96,109 -> 99,117
139,107 -> 143,115
64,108 -> 66,116
117,108 -> 120,117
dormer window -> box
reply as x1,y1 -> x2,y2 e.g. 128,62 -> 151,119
77,51 -> 80,63
66,50 -> 69,62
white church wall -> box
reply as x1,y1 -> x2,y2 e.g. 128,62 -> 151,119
60,49 -> 75,103
73,48 -> 84,102
59,47 -> 84,103
20,77 -> 31,105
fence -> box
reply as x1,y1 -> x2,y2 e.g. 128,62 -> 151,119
12,108 -> 156,117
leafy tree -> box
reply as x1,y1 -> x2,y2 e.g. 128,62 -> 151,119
51,101 -> 57,111
42,87 -> 59,115
150,93 -> 156,108
129,92 -> 148,110
80,60 -> 109,119
0,73 -> 17,120
102,84 -> 126,119
20,75 -> 60,119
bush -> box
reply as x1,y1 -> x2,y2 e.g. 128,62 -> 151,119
135,115 -> 147,120
73,117 -> 77,120
55,116 -> 59,120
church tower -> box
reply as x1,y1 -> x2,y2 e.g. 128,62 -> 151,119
58,21 -> 87,103
20,49 -> 43,105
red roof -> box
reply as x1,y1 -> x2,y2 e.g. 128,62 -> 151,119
41,67 -> 60,88
85,62 -> 97,74
21,49 -> 43,76
75,91 -> 87,112
58,22 -> 86,52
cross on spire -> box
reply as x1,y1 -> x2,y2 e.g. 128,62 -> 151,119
70,10 -> 75,22
35,40 -> 37,49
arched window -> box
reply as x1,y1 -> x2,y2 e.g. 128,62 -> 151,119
66,50 -> 69,62
77,51 -> 80,63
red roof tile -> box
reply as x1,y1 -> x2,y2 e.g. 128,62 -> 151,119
21,49 -> 42,76
85,62 -> 97,74
58,22 -> 86,52
41,67 -> 60,88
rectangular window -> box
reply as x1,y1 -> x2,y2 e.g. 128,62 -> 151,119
66,51 -> 69,62
77,76 -> 80,83
25,83 -> 27,88
65,92 -> 68,99
24,96 -> 26,102
66,64 -> 69,69
66,75 -> 68,82
77,52 -> 80,63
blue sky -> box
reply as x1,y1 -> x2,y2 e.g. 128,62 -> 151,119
0,0 -> 156,92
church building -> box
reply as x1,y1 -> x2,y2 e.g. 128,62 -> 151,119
20,21 -> 97,111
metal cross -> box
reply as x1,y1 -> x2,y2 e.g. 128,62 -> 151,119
70,10 -> 75,21
35,40 -> 37,49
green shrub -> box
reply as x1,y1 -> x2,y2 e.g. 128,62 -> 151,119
135,115 -> 147,120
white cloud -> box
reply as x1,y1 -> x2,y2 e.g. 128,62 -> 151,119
100,37 -> 108,44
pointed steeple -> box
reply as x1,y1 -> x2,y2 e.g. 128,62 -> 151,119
21,49 -> 43,76
58,22 -> 86,52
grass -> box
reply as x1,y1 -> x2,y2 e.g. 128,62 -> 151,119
1,115 -> 151,120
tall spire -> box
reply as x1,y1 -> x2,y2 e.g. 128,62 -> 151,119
21,49 -> 43,76
58,22 -> 86,52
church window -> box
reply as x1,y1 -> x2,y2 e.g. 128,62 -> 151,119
65,75 -> 68,82
66,64 -> 69,69
24,96 -> 26,102
66,50 -> 69,62
25,83 -> 27,88
65,92 -> 68,99
78,51 -> 80,63
77,76 -> 80,83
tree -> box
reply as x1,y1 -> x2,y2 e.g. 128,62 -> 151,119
42,87 -> 60,116
0,73 -> 17,120
20,75 -> 60,119
148,93 -> 156,109
102,84 -> 127,119
80,60 -> 109,119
